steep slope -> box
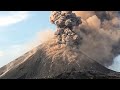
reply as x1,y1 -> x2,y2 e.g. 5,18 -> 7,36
0,42 -> 118,79
0,27 -> 120,79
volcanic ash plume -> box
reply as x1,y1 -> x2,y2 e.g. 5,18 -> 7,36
1,11 -> 120,79
49,11 -> 120,67
74,11 -> 120,30
50,11 -> 82,48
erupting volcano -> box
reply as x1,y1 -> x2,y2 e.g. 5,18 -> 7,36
1,11 -> 120,79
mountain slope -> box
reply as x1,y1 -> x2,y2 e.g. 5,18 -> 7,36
0,27 -> 120,79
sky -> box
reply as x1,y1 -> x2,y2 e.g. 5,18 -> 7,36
0,11 -> 56,67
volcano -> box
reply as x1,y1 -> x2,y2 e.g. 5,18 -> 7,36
0,26 -> 120,79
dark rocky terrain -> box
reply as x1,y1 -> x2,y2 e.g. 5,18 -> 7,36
54,71 -> 120,79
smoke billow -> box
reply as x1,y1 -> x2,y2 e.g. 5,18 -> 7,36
1,11 -> 120,78
37,30 -> 54,43
20,10 -> 120,72
73,11 -> 120,70
73,11 -> 95,20
75,11 -> 120,30
86,15 -> 101,30
16,11 -> 120,72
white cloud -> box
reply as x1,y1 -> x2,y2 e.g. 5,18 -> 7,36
0,11 -> 29,27
0,51 -> 4,57
108,55 -> 120,72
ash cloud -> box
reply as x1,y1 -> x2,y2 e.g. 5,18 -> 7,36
74,11 -> 120,30
1,11 -> 120,77
3,11 -> 120,71
48,11 -> 120,67
74,11 -> 120,68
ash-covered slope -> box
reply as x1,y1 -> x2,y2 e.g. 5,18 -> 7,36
0,27 -> 120,79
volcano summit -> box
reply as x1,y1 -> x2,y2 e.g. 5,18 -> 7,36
1,11 -> 120,79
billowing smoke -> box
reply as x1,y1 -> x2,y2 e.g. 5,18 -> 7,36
47,11 -> 120,71
74,11 -> 120,30
1,11 -> 120,75
73,11 -> 95,20
86,15 -> 101,30
12,11 -> 120,72
73,11 -> 120,71
36,30 -> 54,43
